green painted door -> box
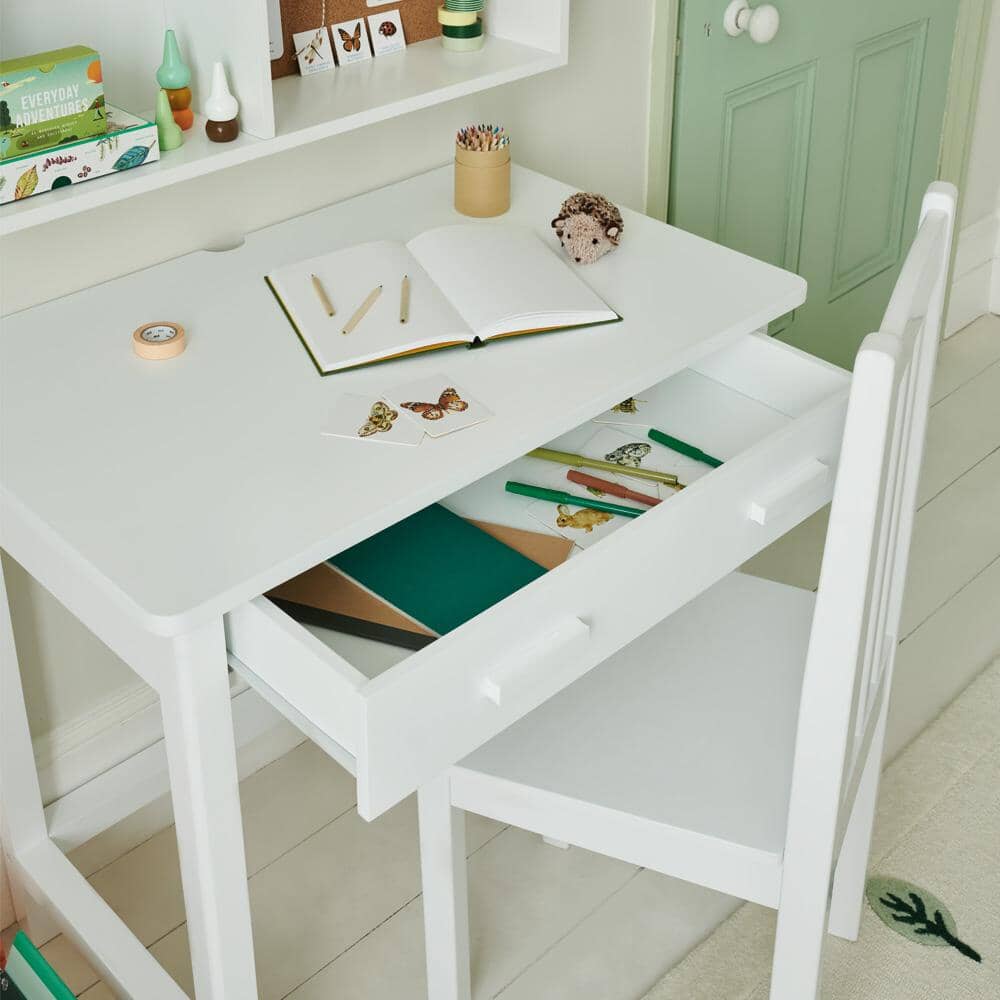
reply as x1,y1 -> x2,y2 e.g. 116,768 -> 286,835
669,0 -> 960,368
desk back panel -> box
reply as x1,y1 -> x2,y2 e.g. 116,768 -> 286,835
271,0 -> 442,78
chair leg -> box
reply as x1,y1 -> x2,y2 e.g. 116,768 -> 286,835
829,712 -> 887,941
770,884 -> 829,1000
418,774 -> 472,1000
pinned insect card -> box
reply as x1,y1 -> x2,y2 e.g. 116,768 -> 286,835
383,373 -> 491,438
368,9 -> 406,55
293,26 -> 335,74
321,392 -> 424,445
331,18 -> 373,64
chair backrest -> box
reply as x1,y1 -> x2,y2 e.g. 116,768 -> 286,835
783,183 -> 957,872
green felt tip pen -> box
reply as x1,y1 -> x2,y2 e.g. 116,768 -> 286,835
647,429 -> 723,468
505,482 -> 644,518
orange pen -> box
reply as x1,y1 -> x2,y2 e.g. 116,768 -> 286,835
566,470 -> 662,506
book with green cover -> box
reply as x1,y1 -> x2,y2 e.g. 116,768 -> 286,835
328,504 -> 548,636
4,931 -> 75,1000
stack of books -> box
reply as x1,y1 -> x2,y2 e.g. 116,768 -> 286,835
1,931 -> 75,999
0,46 -> 159,206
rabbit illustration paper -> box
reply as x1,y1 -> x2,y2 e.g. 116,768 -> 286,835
525,497 -> 626,550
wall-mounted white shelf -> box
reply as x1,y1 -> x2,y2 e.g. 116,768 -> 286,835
0,2 -> 568,236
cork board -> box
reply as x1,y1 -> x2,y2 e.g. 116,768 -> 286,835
272,0 -> 443,79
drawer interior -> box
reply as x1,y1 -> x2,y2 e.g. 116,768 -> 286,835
263,333 -> 847,683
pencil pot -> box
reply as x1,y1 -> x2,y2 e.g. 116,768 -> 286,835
454,144 -> 510,218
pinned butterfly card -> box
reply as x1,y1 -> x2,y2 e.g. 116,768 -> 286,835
321,393 -> 423,446
383,373 -> 491,438
293,27 -> 335,75
331,18 -> 373,65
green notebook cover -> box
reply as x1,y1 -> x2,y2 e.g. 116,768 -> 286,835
6,932 -> 74,1000
328,504 -> 547,636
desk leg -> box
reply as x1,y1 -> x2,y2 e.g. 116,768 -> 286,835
0,567 -> 61,946
158,622 -> 258,1000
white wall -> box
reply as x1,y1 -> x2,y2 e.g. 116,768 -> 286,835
1,0 -> 658,796
947,0 -> 1000,333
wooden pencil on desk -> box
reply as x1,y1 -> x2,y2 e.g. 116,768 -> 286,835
399,274 -> 410,324
311,274 -> 335,317
342,284 -> 382,335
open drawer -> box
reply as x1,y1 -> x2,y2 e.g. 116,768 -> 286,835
226,333 -> 850,820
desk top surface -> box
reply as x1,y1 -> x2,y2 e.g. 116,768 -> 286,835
0,166 -> 805,635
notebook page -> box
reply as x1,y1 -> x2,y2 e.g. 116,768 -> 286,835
408,225 -> 617,340
267,241 -> 471,373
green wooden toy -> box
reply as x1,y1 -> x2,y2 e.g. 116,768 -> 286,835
155,89 -> 183,151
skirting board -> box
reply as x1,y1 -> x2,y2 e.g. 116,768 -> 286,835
946,211 -> 1000,335
38,681 -> 305,857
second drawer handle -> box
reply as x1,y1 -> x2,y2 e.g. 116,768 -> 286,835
749,458 -> 830,526
481,617 -> 591,707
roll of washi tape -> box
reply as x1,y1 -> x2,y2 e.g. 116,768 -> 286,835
132,321 -> 186,360
442,18 -> 483,38
441,33 -> 485,51
438,6 -> 479,26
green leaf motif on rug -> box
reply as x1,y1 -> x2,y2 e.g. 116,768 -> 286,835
866,876 -> 982,963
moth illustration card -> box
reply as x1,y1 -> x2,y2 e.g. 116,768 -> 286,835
575,427 -> 698,499
383,373 -> 491,438
331,18 -> 373,66
368,10 -> 406,56
293,27 -> 335,75
321,393 -> 423,446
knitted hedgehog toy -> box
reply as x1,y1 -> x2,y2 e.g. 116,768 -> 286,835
551,192 -> 624,265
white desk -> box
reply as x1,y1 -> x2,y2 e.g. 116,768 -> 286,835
0,166 -> 843,999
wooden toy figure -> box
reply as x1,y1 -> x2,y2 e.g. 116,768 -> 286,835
156,29 -> 193,130
204,63 -> 239,142
155,89 -> 183,151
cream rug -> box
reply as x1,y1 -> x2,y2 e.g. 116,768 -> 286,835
644,659 -> 1000,1000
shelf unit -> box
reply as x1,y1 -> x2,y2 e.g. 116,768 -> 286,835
0,1 -> 568,236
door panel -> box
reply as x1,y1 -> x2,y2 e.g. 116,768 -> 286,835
829,22 -> 928,301
669,0 -> 960,369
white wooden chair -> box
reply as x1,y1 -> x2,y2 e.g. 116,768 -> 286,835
416,182 -> 957,1000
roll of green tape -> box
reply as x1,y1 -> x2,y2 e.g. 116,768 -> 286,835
442,18 -> 483,39
441,33 -> 485,51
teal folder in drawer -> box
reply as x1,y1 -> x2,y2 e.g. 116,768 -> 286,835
328,504 -> 548,636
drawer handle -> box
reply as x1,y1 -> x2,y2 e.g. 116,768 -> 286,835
481,617 -> 591,707
749,458 -> 829,526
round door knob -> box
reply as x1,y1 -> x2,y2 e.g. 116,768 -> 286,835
723,1 -> 780,44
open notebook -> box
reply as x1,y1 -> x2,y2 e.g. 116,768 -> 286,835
265,225 -> 621,374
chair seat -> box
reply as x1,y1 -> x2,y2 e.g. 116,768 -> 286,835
451,573 -> 816,905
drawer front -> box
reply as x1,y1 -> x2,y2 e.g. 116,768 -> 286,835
355,390 -> 847,818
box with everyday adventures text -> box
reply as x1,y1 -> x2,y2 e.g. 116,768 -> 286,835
0,106 -> 158,205
0,45 -> 106,159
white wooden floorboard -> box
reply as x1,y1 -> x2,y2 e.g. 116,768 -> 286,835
901,448 -> 1000,637
918,360 -> 1000,505
930,314 -> 1000,403
494,869 -> 739,1000
281,827 -> 637,1000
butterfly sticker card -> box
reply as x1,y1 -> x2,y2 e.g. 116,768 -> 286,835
368,10 -> 406,56
293,26 -> 335,75
321,393 -> 423,446
331,18 -> 373,66
384,373 -> 491,438
574,427 -> 698,499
